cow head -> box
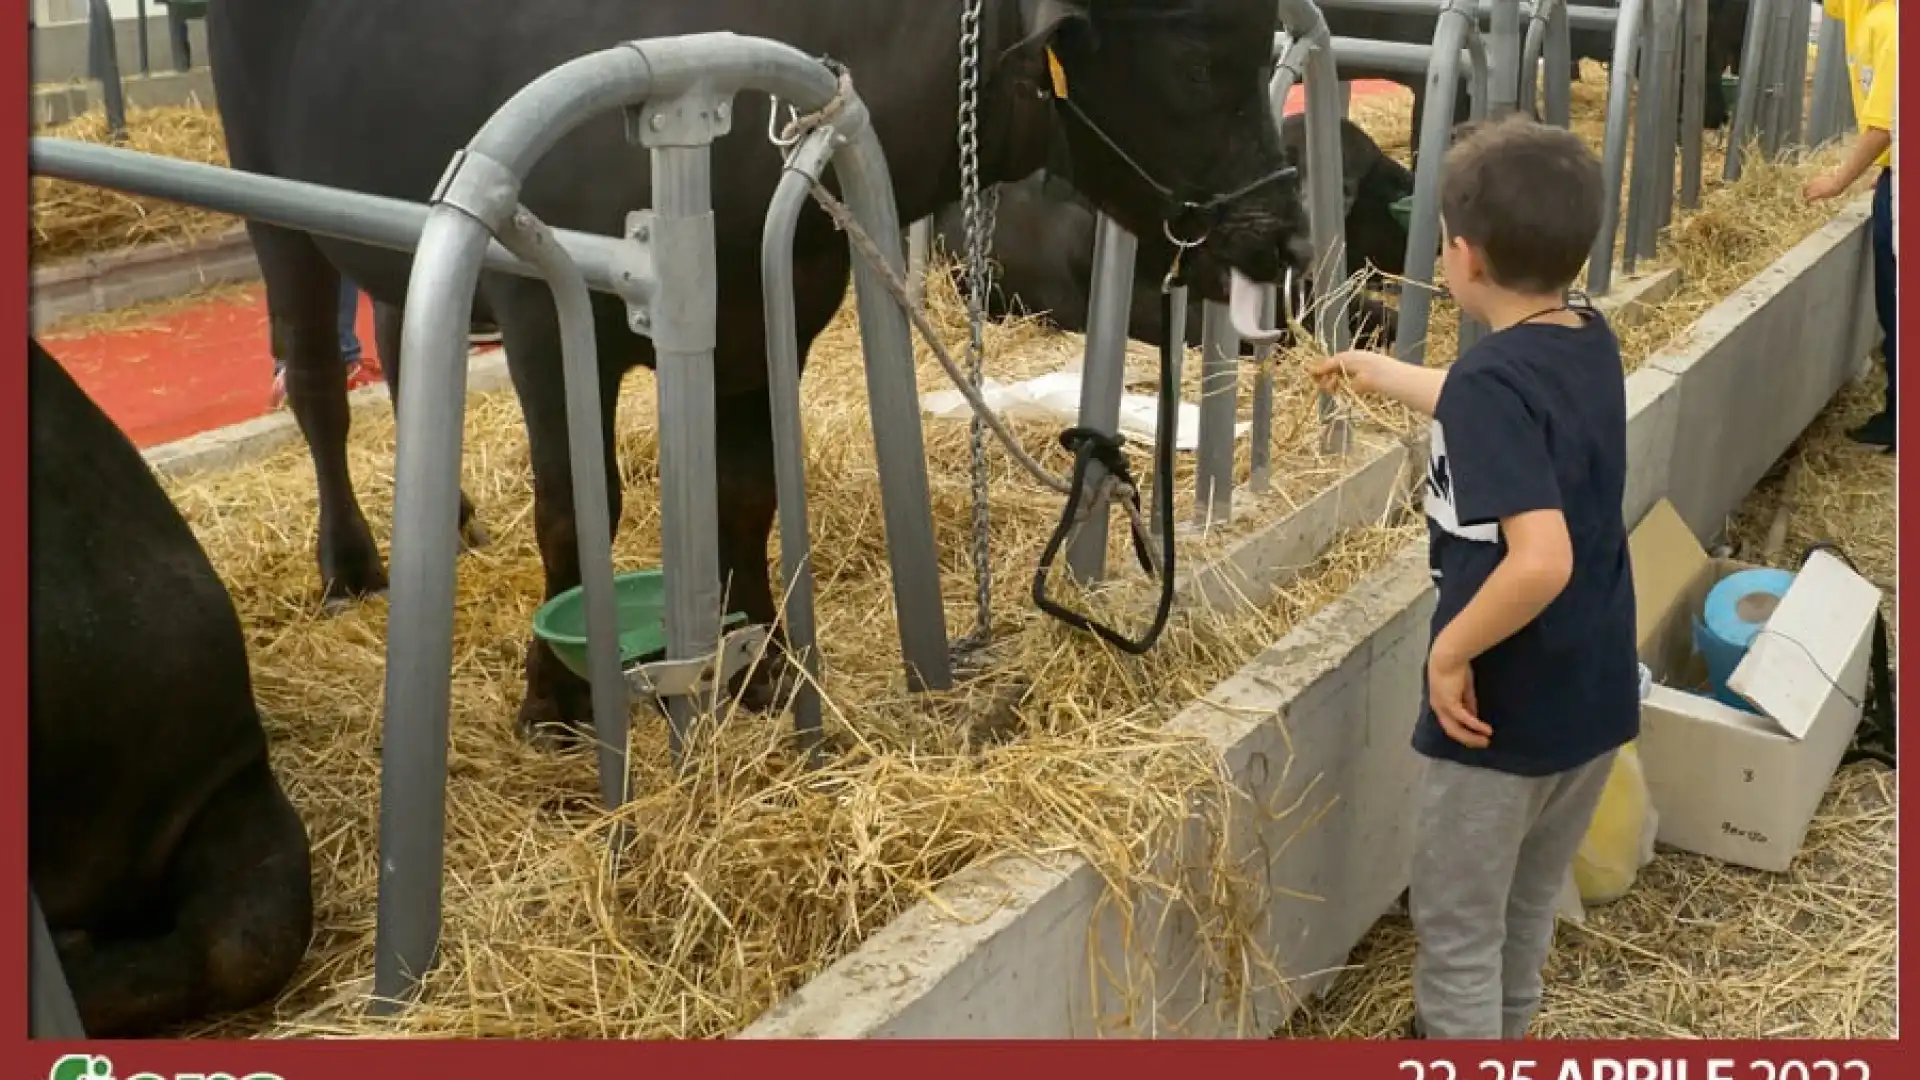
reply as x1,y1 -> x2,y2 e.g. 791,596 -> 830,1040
1004,0 -> 1313,301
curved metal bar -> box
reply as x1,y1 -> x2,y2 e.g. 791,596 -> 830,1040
1276,0 -> 1353,449
761,132 -> 835,754
372,32 -> 944,1011
1587,0 -> 1646,294
494,207 -> 631,816
1519,0 -> 1574,126
1724,0 -> 1775,180
1396,0 -> 1490,364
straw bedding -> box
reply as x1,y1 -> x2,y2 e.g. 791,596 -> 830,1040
48,63 -> 1877,1039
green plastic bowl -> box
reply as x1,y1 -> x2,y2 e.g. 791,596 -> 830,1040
1389,195 -> 1414,232
531,569 -> 748,681
1721,74 -> 1740,103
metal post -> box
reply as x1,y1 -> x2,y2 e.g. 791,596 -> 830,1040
1195,302 -> 1240,527
906,217 -> 932,309
640,120 -> 726,768
1277,0 -> 1355,454
85,0 -> 127,142
1588,0 -> 1646,294
136,0 -> 150,77
1066,214 -> 1137,582
29,888 -> 86,1039
1679,0 -> 1708,207
761,134 -> 837,756
1778,0 -> 1813,149
1249,284 -> 1278,492
1758,0 -> 1796,155
1647,0 -> 1683,239
1488,0 -> 1524,118
165,0 -> 190,72
1624,2 -> 1663,267
1723,0 -> 1773,179
1397,0 -> 1490,363
1151,293 -> 1188,551
1806,15 -> 1849,146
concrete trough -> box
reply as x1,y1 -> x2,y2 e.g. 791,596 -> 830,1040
735,198 -> 1878,1039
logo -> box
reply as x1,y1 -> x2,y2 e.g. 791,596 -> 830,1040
50,1054 -> 282,1080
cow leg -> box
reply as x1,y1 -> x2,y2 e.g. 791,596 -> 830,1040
713,385 -> 790,713
503,292 -> 627,744
55,762 -> 312,1037
248,223 -> 386,607
369,299 -> 488,549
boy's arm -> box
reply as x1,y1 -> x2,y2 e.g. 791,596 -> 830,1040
1430,369 -> 1575,666
1431,510 -> 1574,666
1318,349 -> 1449,416
1810,15 -> 1896,197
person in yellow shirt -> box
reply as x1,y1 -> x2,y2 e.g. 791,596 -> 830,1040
1805,0 -> 1897,450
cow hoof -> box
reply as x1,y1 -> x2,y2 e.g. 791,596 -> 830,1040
319,582 -> 388,616
516,693 -> 590,750
459,516 -> 492,551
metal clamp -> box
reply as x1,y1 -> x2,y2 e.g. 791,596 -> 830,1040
624,623 -> 773,705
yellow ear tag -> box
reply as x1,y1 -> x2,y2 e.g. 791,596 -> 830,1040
1046,47 -> 1070,99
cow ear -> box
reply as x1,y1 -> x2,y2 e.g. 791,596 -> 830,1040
1342,176 -> 1361,218
1010,0 -> 1091,55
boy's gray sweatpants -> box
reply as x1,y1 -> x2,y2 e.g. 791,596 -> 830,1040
1410,750 -> 1617,1040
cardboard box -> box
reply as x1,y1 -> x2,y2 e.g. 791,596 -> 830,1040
1627,499 -> 1882,872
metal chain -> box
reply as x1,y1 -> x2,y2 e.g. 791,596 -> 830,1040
955,0 -> 999,653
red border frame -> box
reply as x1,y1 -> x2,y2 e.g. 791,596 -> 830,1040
4,5 -> 1909,1074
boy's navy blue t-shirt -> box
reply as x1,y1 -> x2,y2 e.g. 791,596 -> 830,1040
1418,305 -> 1640,777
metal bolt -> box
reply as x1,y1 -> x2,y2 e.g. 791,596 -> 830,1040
716,102 -> 730,121
650,113 -> 666,131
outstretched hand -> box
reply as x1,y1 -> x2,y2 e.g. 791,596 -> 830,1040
1306,348 -> 1391,395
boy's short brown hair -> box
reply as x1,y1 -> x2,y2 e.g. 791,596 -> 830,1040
1439,114 -> 1605,295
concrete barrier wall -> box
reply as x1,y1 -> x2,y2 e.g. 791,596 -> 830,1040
736,199 -> 1878,1040
32,16 -> 210,86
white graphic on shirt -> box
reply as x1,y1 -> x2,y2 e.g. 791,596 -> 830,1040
1426,418 -> 1501,546
1859,63 -> 1874,98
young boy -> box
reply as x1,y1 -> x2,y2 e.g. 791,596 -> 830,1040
1307,115 -> 1639,1040
1803,0 -> 1897,452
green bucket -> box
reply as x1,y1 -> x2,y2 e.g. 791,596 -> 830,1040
1389,195 -> 1415,232
531,569 -> 748,681
1721,74 -> 1740,104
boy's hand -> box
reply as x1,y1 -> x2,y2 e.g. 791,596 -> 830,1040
1803,171 -> 1851,202
1306,348 -> 1392,395
1428,649 -> 1493,749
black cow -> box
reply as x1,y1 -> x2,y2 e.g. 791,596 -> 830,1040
208,0 -> 1314,741
932,113 -> 1410,350
29,339 -> 313,1037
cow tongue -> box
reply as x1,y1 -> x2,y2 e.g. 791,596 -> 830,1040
1228,270 -> 1288,345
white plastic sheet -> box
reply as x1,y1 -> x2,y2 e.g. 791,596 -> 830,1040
919,370 -> 1250,453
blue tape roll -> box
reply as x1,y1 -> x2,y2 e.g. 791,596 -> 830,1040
1691,568 -> 1795,711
